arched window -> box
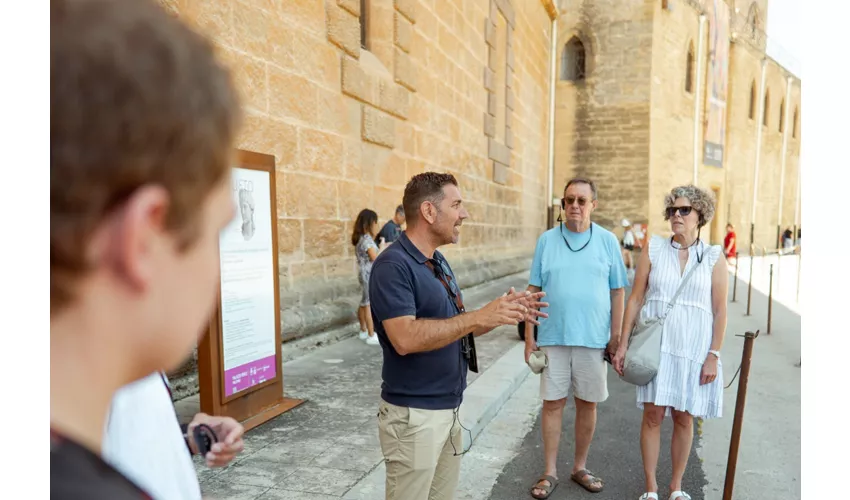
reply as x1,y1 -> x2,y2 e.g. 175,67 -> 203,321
748,81 -> 756,119
792,107 -> 799,138
762,89 -> 770,126
685,42 -> 695,93
560,36 -> 586,82
747,3 -> 760,40
778,98 -> 785,133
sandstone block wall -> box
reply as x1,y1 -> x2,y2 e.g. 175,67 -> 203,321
725,41 -> 801,251
554,0 -> 800,249
553,0 -> 655,229
156,0 -> 555,350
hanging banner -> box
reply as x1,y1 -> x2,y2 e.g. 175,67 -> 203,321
703,0 -> 731,167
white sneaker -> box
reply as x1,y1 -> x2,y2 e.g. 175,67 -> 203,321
358,331 -> 368,340
365,335 -> 380,346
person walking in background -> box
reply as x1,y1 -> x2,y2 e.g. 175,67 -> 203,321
724,223 -> 737,265
613,185 -> 728,500
621,218 -> 637,282
377,205 -> 406,246
782,227 -> 793,254
352,209 -> 385,345
525,178 -> 629,498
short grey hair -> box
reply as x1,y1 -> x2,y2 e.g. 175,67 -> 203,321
395,204 -> 405,216
663,184 -> 715,228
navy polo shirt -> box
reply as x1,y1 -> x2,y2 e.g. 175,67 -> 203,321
369,232 -> 468,410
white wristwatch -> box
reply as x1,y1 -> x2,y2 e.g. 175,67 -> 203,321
708,350 -> 721,359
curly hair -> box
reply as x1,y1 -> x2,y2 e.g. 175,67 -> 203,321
663,184 -> 716,228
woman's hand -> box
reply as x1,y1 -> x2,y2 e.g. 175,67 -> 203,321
700,354 -> 718,385
612,344 -> 627,376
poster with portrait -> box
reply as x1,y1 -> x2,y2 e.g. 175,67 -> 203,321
703,0 -> 731,167
218,167 -> 277,397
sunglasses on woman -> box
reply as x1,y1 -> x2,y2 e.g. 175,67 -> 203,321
666,206 -> 694,218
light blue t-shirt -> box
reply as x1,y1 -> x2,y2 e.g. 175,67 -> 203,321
529,223 -> 629,349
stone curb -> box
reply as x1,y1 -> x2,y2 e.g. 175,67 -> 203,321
459,342 -> 531,443
341,342 -> 532,499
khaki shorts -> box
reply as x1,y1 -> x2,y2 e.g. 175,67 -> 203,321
539,346 -> 609,403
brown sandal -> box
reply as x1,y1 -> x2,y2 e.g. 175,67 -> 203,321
570,469 -> 604,493
529,474 -> 559,499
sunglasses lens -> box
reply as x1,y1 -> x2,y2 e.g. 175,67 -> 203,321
668,206 -> 693,217
566,197 -> 586,206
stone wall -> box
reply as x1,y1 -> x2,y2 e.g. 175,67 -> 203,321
553,0 -> 801,249
553,0 -> 655,229
724,41 -> 801,251
156,0 -> 557,394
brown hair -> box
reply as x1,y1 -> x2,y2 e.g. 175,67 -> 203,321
402,172 -> 458,226
351,209 -> 378,246
51,0 -> 241,312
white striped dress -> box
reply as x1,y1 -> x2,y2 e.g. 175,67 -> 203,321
636,235 -> 724,419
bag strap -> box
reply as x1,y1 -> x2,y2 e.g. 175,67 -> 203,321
424,259 -> 466,313
661,251 -> 704,319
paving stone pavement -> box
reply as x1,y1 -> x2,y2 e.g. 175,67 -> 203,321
179,258 -> 799,500
186,272 -> 534,499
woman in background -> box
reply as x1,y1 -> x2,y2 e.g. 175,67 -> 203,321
724,223 -> 737,265
352,209 -> 385,345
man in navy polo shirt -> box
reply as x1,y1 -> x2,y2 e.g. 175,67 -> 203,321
370,172 -> 548,500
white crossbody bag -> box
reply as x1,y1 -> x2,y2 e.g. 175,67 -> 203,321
620,258 -> 702,386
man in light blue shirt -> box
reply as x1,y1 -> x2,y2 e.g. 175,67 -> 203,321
525,178 -> 627,498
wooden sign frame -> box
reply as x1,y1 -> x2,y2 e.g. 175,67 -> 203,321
198,149 -> 303,431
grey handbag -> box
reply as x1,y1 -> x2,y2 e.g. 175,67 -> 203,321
620,258 -> 702,386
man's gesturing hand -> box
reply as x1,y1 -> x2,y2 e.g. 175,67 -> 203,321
507,287 -> 549,325
475,293 -> 529,330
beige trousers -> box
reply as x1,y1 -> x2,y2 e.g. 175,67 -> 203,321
377,400 -> 462,500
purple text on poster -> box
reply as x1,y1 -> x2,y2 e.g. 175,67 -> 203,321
224,355 -> 277,397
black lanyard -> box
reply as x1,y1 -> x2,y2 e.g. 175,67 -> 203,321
560,223 -> 593,252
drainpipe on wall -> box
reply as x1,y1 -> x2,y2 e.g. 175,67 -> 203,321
693,15 -> 706,185
749,58 -> 768,251
546,16 -> 557,228
776,76 -> 793,249
793,154 -> 801,245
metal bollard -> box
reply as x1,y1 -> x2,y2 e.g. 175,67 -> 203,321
767,264 -> 774,334
746,250 -> 754,316
723,330 -> 760,500
731,251 -> 739,302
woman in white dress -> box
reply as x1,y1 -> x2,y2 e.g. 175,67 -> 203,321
612,185 -> 728,500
